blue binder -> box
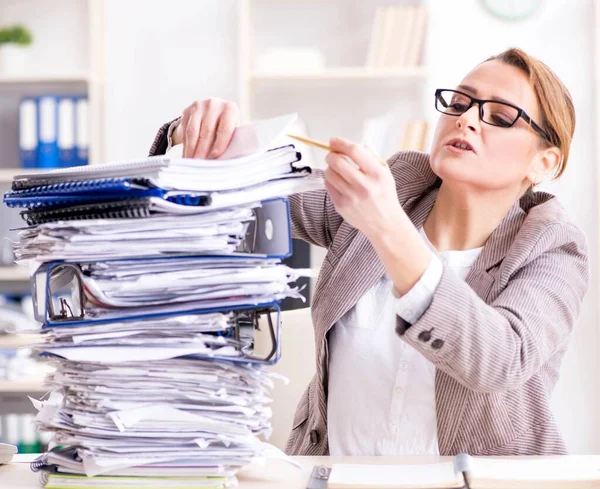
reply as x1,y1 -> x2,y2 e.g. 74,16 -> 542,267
58,97 -> 77,168
37,96 -> 60,169
75,97 -> 89,166
38,303 -> 283,365
19,97 -> 38,169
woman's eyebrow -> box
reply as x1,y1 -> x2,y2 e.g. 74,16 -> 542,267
457,84 -> 515,105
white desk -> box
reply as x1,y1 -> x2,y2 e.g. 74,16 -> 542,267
0,456 -> 448,488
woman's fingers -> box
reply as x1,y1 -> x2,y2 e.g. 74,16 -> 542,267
194,101 -> 222,159
324,164 -> 354,198
179,98 -> 240,159
329,136 -> 383,175
183,104 -> 203,158
210,103 -> 239,159
326,152 -> 366,189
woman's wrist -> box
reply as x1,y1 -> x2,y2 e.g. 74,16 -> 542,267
367,208 -> 434,296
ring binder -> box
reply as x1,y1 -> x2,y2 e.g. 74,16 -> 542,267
37,303 -> 283,365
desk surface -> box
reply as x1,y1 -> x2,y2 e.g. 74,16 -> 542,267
0,456 -> 448,488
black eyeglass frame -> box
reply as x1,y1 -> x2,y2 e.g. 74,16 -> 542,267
434,88 -> 552,143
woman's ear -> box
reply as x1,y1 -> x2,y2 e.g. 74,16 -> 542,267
527,146 -> 561,185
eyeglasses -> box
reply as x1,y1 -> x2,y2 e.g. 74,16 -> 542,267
434,88 -> 552,143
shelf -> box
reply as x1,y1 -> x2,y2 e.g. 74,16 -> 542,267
251,66 -> 429,82
0,266 -> 30,282
0,379 -> 46,393
0,73 -> 90,85
0,334 -> 38,349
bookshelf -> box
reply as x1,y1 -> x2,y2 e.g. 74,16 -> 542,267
238,0 -> 431,289
0,0 -> 107,285
0,73 -> 91,84
251,66 -> 429,82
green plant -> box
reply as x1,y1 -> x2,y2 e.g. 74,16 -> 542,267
0,25 -> 33,46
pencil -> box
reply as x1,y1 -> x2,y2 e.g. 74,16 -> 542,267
286,133 -> 387,167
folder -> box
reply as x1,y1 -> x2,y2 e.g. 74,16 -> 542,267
75,96 -> 89,166
58,97 -> 77,168
19,97 -> 38,169
37,96 -> 60,169
37,304 -> 283,365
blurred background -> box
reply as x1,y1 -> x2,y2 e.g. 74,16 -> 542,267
0,0 -> 597,454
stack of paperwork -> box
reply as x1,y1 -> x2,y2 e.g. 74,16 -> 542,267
4,113 -> 322,488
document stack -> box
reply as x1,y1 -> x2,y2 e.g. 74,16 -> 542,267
4,113 -> 321,488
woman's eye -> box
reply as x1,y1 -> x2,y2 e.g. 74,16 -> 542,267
450,102 -> 468,112
491,115 -> 513,127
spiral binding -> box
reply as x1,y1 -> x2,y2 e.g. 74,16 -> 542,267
5,187 -> 165,209
22,198 -> 153,225
5,179 -> 210,209
8,177 -> 144,194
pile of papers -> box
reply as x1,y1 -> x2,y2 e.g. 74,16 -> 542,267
4,113 -> 321,488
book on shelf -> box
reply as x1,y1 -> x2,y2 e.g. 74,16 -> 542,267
366,4 -> 428,69
400,120 -> 428,152
326,454 -> 600,489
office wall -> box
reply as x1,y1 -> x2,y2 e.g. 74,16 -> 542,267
101,0 -> 599,453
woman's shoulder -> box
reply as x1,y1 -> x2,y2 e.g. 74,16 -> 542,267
514,191 -> 588,264
387,150 -> 434,177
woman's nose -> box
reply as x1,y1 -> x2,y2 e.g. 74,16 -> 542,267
456,104 -> 481,133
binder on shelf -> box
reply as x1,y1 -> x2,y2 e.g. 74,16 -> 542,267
19,98 -> 38,169
57,97 -> 76,168
75,97 -> 89,166
37,96 -> 60,169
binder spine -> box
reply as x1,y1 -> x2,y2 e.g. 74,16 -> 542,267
58,97 -> 77,168
75,97 -> 89,166
19,98 -> 38,169
37,96 -> 60,169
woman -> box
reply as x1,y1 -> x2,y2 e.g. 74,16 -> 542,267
149,48 -> 590,456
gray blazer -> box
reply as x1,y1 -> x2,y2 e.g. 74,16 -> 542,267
150,123 -> 590,456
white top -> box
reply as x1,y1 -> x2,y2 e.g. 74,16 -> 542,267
327,228 -> 483,456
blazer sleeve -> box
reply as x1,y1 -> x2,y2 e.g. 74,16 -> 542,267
397,222 -> 590,393
147,120 -> 344,248
149,118 -> 180,157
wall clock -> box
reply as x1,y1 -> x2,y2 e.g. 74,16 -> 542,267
480,0 -> 544,21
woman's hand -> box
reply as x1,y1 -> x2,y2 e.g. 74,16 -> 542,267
324,137 -> 408,239
326,137 -> 433,295
172,98 -> 240,159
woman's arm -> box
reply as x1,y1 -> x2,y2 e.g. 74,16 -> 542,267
323,136 -> 590,393
397,223 -> 589,393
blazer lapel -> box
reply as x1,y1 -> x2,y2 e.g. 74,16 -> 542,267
435,199 -> 527,454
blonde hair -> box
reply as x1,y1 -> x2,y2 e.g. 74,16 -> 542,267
486,48 -> 575,178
